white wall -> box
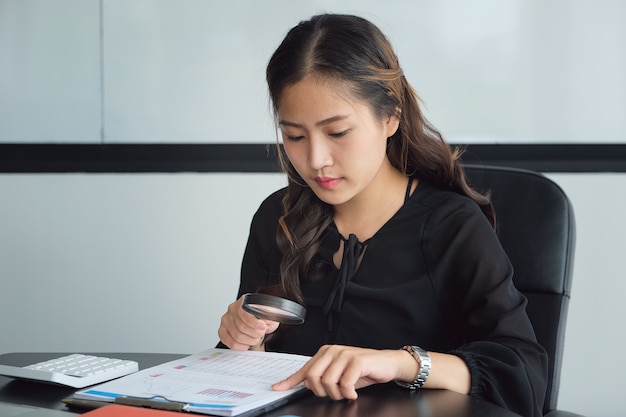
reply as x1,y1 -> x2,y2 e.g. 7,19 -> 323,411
0,173 -> 287,354
547,173 -> 626,417
1,0 -> 626,144
1,172 -> 625,416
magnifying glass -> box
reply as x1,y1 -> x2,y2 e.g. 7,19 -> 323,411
242,293 -> 306,325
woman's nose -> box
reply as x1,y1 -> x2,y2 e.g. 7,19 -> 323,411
308,137 -> 333,170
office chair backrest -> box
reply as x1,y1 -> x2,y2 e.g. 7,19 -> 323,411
463,164 -> 576,414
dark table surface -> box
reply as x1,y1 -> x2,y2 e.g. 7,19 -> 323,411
0,352 -> 522,417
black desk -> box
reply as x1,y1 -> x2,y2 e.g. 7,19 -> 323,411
0,352 -> 521,417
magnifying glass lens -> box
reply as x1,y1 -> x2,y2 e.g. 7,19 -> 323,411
242,293 -> 306,325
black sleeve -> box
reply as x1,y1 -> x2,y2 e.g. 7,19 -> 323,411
237,189 -> 285,297
423,197 -> 548,417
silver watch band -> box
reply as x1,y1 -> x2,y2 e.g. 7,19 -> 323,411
395,345 -> 431,389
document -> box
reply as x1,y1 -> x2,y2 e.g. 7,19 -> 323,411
73,348 -> 310,417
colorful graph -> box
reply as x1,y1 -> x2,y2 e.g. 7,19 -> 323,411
197,387 -> 252,399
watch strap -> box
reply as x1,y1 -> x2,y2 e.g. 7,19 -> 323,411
395,345 -> 431,389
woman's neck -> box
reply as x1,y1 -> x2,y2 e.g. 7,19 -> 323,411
333,162 -> 410,241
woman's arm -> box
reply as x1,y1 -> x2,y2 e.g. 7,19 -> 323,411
423,197 -> 548,417
273,345 -> 470,400
218,190 -> 285,350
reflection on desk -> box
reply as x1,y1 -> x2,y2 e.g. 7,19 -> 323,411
0,352 -> 521,417
262,384 -> 522,417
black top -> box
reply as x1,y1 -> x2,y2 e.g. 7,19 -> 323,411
237,179 -> 548,417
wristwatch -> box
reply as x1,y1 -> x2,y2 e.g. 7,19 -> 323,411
396,345 -> 431,389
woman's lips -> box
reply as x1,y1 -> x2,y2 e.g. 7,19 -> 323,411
315,176 -> 341,189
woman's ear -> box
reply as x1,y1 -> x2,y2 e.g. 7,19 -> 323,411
385,113 -> 400,138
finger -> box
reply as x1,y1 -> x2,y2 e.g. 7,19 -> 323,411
333,362 -> 360,400
297,352 -> 335,398
218,317 -> 260,350
235,300 -> 283,337
272,367 -> 306,391
218,305 -> 265,349
220,327 -> 261,351
231,296 -> 271,333
262,319 -> 280,334
231,320 -> 265,346
228,301 -> 281,348
319,353 -> 359,400
217,330 -> 245,351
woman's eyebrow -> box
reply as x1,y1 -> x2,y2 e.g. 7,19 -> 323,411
279,115 -> 349,128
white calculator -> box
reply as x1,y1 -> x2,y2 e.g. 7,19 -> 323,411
0,353 -> 138,388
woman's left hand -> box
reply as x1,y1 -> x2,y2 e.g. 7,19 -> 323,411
272,344 -> 415,400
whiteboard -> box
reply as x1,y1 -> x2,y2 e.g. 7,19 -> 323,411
1,0 -> 625,144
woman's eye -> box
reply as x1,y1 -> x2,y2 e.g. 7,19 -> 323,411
286,135 -> 305,142
330,130 -> 349,138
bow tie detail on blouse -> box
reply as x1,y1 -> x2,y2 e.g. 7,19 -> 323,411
323,233 -> 366,336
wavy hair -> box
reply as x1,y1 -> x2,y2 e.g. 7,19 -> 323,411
266,14 -> 495,303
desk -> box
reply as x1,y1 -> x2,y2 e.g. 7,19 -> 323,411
1,352 -> 521,417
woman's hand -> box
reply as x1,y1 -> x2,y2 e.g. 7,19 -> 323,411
218,295 -> 280,351
272,345 -> 418,400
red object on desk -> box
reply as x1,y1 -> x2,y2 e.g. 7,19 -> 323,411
82,404 -> 181,416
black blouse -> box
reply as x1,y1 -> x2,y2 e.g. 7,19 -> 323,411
237,179 -> 548,417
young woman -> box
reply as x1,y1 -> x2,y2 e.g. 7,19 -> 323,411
218,13 -> 547,417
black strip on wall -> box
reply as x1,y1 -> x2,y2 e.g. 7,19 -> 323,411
1,143 -> 626,173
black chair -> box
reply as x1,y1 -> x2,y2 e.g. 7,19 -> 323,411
463,165 -> 583,417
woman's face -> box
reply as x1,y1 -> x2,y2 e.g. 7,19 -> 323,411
277,76 -> 399,207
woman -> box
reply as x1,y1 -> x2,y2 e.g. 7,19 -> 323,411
218,13 -> 547,417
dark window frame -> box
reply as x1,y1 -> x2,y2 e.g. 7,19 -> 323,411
1,143 -> 625,173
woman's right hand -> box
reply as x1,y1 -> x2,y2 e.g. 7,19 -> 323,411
218,294 -> 280,351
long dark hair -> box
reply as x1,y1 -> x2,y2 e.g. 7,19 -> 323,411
266,14 -> 495,303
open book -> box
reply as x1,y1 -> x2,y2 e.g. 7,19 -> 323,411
73,348 -> 310,417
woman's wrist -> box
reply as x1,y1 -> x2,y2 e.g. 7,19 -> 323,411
421,352 -> 471,394
395,346 -> 431,389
